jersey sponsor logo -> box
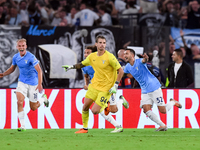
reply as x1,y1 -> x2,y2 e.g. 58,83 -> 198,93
102,60 -> 106,64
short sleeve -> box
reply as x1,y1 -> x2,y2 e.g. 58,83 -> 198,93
109,54 -> 121,70
82,54 -> 91,66
31,55 -> 39,66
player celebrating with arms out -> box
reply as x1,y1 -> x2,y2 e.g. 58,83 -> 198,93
0,38 -> 49,131
62,35 -> 128,133
82,45 -> 129,133
123,48 -> 182,131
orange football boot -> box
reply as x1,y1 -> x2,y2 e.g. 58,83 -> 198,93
104,102 -> 110,115
75,128 -> 88,134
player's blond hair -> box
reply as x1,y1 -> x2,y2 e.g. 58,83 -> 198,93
17,38 -> 26,43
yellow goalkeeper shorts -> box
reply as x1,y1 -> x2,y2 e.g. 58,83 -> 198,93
85,84 -> 111,108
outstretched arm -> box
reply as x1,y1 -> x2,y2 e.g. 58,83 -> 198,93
0,65 -> 16,78
62,63 -> 85,71
123,73 -> 133,78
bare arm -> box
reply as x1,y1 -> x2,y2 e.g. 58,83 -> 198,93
123,73 -> 133,78
34,64 -> 43,93
116,67 -> 124,83
180,29 -> 188,48
141,53 -> 149,63
0,65 -> 16,78
83,74 -> 90,90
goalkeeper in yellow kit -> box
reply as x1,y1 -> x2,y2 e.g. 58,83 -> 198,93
62,35 -> 128,133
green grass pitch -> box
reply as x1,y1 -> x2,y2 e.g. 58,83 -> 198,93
0,128 -> 200,150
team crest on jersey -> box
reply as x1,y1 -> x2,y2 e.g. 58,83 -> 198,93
102,60 -> 106,64
136,67 -> 138,70
25,60 -> 28,64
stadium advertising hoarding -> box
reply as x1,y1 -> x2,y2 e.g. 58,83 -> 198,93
0,89 -> 200,129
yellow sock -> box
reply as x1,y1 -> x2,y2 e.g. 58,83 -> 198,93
82,110 -> 89,129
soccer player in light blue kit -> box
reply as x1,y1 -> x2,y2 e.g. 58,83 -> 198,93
81,45 -> 128,133
124,48 -> 182,131
0,38 -> 49,131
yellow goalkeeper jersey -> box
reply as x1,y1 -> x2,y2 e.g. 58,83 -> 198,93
82,50 -> 121,92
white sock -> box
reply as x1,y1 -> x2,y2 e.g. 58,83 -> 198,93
145,110 -> 165,126
100,111 -> 120,128
18,111 -> 25,128
165,101 -> 175,111
116,99 -> 123,110
38,97 -> 45,106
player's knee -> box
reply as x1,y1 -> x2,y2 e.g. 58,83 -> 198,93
30,106 -> 37,111
143,106 -> 151,113
143,109 -> 149,114
82,105 -> 90,111
110,106 -> 118,113
17,100 -> 24,106
160,110 -> 166,114
91,109 -> 99,114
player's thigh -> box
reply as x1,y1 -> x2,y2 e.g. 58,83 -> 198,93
140,93 -> 153,109
85,84 -> 98,101
96,91 -> 111,109
16,81 -> 28,99
27,84 -> 38,103
91,102 -> 102,114
16,92 -> 25,106
83,97 -> 94,111
151,88 -> 165,106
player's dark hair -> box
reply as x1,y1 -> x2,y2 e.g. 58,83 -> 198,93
174,49 -> 183,58
95,35 -> 106,43
86,45 -> 97,52
126,48 -> 135,56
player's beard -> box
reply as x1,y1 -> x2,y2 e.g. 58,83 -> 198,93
125,57 -> 129,63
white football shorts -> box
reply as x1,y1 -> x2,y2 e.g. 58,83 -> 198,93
140,88 -> 165,108
16,81 -> 38,103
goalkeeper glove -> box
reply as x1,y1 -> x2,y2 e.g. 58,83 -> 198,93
109,81 -> 119,94
62,65 -> 75,72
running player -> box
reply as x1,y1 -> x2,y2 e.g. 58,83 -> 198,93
82,45 -> 128,133
0,38 -> 49,131
124,48 -> 182,131
62,35 -> 129,133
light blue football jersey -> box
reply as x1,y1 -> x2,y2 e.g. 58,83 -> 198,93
124,58 -> 161,94
82,65 -> 95,79
12,51 -> 39,85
